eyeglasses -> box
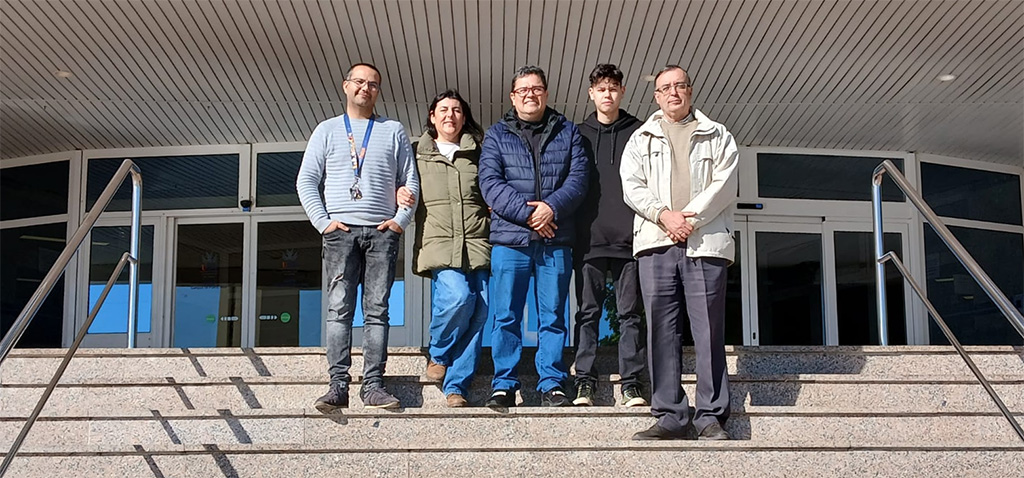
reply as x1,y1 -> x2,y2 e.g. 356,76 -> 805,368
512,86 -> 547,97
346,77 -> 381,92
654,82 -> 691,95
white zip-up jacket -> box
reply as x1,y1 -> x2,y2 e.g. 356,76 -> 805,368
619,108 -> 738,262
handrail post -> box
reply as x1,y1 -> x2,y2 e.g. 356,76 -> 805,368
872,169 -> 889,346
127,168 -> 142,348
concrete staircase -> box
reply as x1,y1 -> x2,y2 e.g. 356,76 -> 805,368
1,346 -> 1022,477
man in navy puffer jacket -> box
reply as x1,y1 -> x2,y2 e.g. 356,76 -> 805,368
479,65 -> 589,409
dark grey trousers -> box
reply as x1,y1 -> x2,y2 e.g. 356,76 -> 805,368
573,257 -> 646,387
323,225 -> 400,390
638,244 -> 730,433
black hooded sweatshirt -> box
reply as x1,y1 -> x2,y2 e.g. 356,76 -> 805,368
575,109 -> 642,261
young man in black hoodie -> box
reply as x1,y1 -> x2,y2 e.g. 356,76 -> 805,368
572,64 -> 647,407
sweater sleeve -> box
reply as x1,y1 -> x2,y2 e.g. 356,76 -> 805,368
296,122 -> 332,233
479,130 -> 534,227
392,129 -> 420,230
682,129 -> 738,229
620,132 -> 669,224
541,124 -> 589,222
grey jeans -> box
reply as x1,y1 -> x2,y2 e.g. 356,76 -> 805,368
323,225 -> 401,389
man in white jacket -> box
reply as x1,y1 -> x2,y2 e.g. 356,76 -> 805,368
620,65 -> 738,440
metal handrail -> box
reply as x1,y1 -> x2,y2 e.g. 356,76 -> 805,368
0,159 -> 143,364
0,159 -> 142,476
0,252 -> 136,475
872,159 -> 1024,443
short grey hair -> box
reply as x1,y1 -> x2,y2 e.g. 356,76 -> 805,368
509,65 -> 548,91
653,65 -> 690,85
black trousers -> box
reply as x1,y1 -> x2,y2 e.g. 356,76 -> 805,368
638,244 -> 730,433
573,256 -> 646,387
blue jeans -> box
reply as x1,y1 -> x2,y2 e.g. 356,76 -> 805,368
429,269 -> 489,396
489,242 -> 572,393
323,226 -> 400,389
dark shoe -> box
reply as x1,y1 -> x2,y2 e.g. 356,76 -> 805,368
631,423 -> 692,441
572,381 -> 595,406
485,389 -> 516,410
314,383 -> 349,413
426,360 -> 446,382
620,384 -> 648,407
360,385 -> 401,409
446,393 -> 468,408
541,387 -> 570,407
697,421 -> 730,440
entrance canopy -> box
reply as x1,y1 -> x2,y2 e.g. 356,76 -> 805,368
1,0 -> 1021,165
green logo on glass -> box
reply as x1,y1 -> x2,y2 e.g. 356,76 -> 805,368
280,312 -> 292,324
205,314 -> 216,323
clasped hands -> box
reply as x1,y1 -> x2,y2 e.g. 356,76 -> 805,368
660,210 -> 696,243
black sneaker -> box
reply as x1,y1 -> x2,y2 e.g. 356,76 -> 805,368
631,423 -> 693,440
572,381 -> 595,406
314,383 -> 349,413
697,421 -> 730,440
541,387 -> 570,407
360,385 -> 401,409
485,389 -> 516,410
620,384 -> 648,407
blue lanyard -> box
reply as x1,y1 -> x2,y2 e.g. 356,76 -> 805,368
343,114 -> 375,178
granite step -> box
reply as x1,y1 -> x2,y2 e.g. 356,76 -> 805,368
3,444 -> 1024,478
1,407 -> 1022,451
2,375 -> 1022,414
3,346 -> 1022,383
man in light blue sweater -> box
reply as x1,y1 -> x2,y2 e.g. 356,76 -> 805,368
297,63 -> 419,411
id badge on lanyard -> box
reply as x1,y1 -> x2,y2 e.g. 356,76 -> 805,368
344,114 -> 375,200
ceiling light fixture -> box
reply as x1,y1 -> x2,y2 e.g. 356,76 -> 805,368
54,70 -> 72,78
937,74 -> 956,82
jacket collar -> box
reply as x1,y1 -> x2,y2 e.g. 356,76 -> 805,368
416,131 -> 479,157
636,108 -> 716,138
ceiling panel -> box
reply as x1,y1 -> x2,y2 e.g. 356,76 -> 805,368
0,0 -> 1020,166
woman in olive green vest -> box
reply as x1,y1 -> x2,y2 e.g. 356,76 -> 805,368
405,90 -> 490,407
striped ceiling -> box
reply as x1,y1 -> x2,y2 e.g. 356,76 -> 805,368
1,0 -> 1022,166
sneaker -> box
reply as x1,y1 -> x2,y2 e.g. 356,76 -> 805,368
426,360 -> 446,382
620,384 -> 648,407
314,383 -> 349,413
446,393 -> 468,408
697,421 -> 730,440
572,381 -> 595,406
360,385 -> 401,409
485,389 -> 516,410
631,423 -> 693,440
541,387 -> 570,407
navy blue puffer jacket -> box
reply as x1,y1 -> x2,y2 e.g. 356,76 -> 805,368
479,108 -> 590,247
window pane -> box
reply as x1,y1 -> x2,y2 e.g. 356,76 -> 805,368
255,221 -> 322,347
87,226 -> 154,334
757,153 -> 904,201
835,232 -> 906,345
921,163 -> 1022,226
925,226 -> 1024,345
256,152 -> 307,207
87,155 -> 238,211
0,223 -> 67,347
1,161 -> 69,220
756,232 -> 824,345
173,223 -> 244,347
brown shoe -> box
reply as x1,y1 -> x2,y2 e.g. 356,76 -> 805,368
446,393 -> 468,408
426,360 -> 446,381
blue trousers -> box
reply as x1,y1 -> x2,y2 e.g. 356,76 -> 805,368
489,242 -> 572,393
429,268 -> 489,396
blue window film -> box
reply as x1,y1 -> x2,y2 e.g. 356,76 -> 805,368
174,287 -> 224,348
298,290 -> 322,346
87,283 -> 153,333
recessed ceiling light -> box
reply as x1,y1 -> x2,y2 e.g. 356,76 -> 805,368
643,75 -> 656,82
937,74 -> 956,82
54,70 -> 72,78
